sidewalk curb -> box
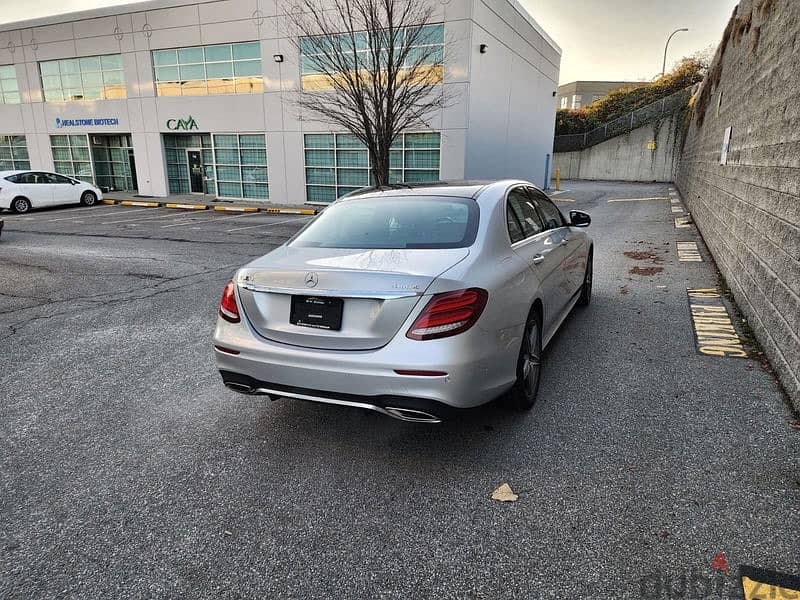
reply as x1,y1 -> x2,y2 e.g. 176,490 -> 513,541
164,203 -> 208,210
105,198 -> 318,215
213,206 -> 259,212
119,200 -> 160,207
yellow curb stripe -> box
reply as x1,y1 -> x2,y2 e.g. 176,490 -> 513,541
213,206 -> 259,212
120,200 -> 160,207
554,198 -> 575,203
101,199 -> 116,205
164,203 -> 208,210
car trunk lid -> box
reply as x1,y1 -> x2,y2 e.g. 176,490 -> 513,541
236,246 -> 469,350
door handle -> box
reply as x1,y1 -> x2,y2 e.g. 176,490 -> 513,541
532,254 -> 545,265
560,238 -> 569,245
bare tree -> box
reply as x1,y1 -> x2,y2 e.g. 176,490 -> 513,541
284,0 -> 450,187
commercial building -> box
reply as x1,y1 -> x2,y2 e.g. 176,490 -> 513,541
0,0 -> 560,204
557,80 -> 648,110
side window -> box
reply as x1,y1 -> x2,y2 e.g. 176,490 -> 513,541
17,172 -> 36,184
506,201 -> 525,244
508,188 -> 544,240
5,174 -> 20,183
529,190 -> 565,230
50,174 -> 73,184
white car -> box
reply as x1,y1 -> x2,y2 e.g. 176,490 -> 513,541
0,170 -> 103,213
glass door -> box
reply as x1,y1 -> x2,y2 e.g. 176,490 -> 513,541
187,149 -> 203,193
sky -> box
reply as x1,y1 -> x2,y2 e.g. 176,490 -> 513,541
0,0 -> 739,84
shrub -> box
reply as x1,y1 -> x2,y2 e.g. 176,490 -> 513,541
555,58 -> 707,135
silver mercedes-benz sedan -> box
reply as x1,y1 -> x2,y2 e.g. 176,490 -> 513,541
213,180 -> 592,423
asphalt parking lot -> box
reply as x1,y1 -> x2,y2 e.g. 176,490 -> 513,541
1,182 -> 797,599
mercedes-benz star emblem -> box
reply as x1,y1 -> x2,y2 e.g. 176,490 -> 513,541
304,272 -> 318,288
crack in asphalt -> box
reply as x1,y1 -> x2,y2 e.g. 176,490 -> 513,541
2,227 -> 297,246
0,264 -> 240,341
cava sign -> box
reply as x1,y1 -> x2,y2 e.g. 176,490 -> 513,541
166,116 -> 199,131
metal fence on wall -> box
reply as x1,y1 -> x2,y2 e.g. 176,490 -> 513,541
554,86 -> 696,153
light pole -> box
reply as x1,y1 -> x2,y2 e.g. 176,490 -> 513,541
662,28 -> 689,76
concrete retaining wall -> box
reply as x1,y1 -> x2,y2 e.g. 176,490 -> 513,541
553,112 -> 683,182
676,0 -> 800,408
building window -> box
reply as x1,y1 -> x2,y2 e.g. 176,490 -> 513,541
300,24 -> 444,89
571,95 -> 581,109
50,135 -> 93,182
164,134 -> 215,194
0,65 -> 20,104
163,133 -> 268,199
304,132 -> 440,203
40,55 -> 126,102
153,42 -> 263,97
0,135 -> 30,169
213,134 -> 269,199
91,135 -> 135,191
560,96 -> 568,109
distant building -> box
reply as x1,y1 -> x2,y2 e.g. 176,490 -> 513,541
0,0 -> 561,202
557,81 -> 649,110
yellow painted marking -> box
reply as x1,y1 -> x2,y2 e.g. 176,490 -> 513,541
213,206 -> 259,212
687,288 -> 748,358
677,241 -> 703,262
553,198 -> 575,203
741,567 -> 800,600
742,576 -> 800,599
120,200 -> 160,207
608,197 -> 670,203
164,203 -> 208,210
101,199 -> 116,205
688,288 -> 721,299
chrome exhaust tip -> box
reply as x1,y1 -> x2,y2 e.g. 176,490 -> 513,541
384,407 -> 442,423
225,381 -> 255,394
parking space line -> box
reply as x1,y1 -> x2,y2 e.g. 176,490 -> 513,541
159,210 -> 251,228
100,210 -> 205,225
225,216 -> 309,232
608,197 -> 670,203
46,207 -> 143,222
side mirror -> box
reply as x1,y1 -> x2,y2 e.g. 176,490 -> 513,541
71,180 -> 77,185
569,210 -> 591,228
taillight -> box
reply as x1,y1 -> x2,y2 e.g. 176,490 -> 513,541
219,280 -> 240,323
406,288 -> 488,341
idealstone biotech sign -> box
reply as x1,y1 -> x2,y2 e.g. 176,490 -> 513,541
55,117 -> 120,128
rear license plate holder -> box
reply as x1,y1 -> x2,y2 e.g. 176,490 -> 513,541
290,295 -> 343,331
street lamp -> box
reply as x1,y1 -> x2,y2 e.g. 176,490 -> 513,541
662,28 -> 689,76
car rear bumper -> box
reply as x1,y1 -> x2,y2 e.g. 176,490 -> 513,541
218,370 -> 475,422
212,313 -> 517,418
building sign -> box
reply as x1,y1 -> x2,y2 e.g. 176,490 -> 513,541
55,117 -> 120,128
166,116 -> 199,131
646,140 -> 657,151
720,126 -> 732,165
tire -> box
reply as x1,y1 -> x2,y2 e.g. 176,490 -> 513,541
509,308 -> 543,411
12,197 -> 31,214
79,191 -> 97,207
577,251 -> 593,307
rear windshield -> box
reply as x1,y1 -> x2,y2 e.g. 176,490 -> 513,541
290,196 -> 479,249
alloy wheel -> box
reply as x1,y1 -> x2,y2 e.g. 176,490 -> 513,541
13,198 -> 31,213
522,321 -> 541,398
